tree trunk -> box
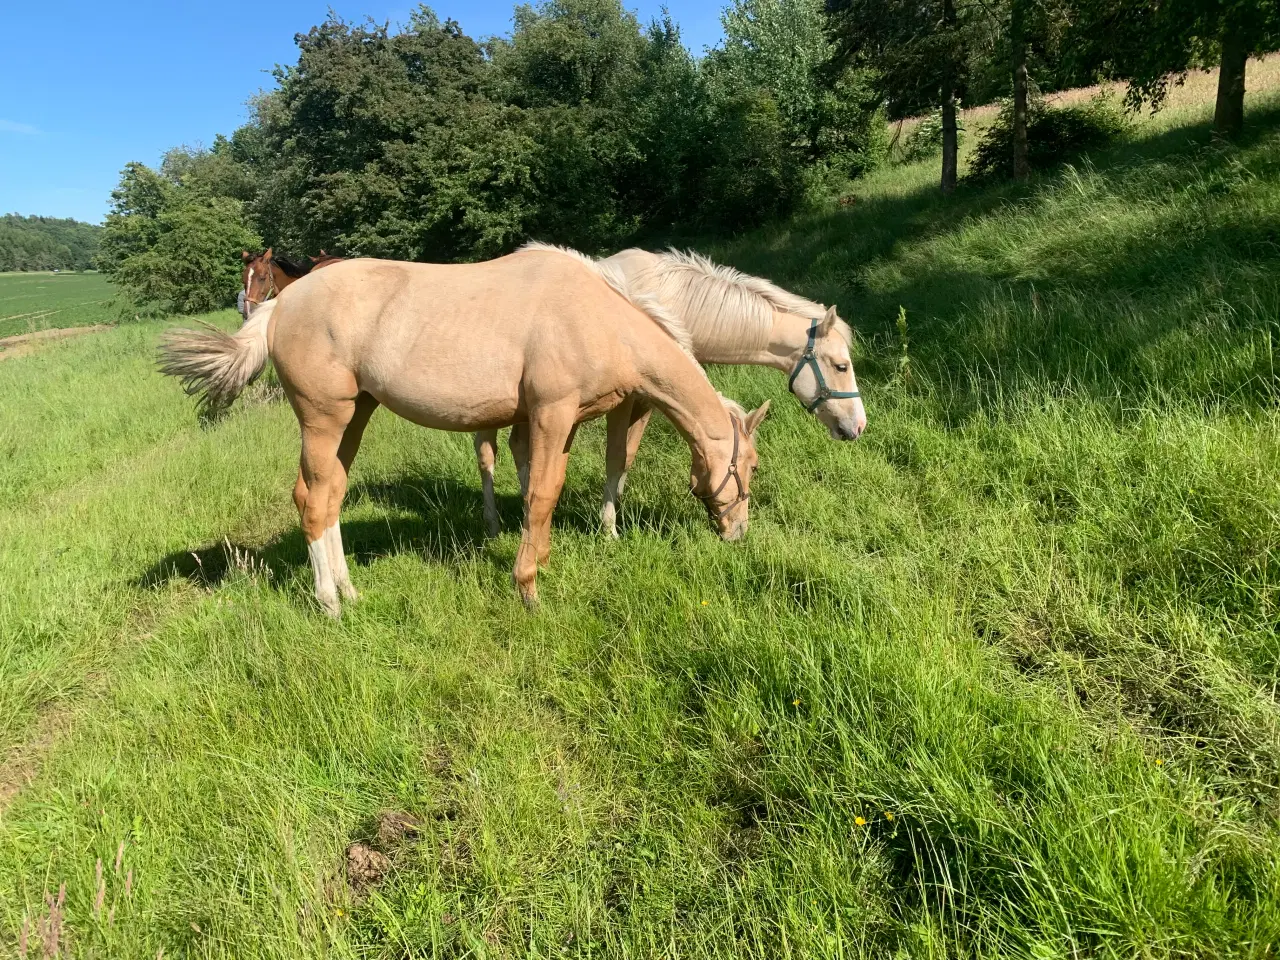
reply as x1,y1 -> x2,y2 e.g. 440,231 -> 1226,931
1011,0 -> 1029,180
1214,19 -> 1247,138
940,0 -> 959,194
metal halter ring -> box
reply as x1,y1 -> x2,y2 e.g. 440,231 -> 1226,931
788,320 -> 859,412
693,417 -> 749,521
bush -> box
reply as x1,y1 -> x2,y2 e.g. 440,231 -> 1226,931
897,110 -> 965,164
967,93 -> 1129,183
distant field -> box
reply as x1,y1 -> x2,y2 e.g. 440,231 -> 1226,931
0,272 -> 115,341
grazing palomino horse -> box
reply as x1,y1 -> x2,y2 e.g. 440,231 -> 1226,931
473,247 -> 866,537
160,247 -> 769,613
241,248 -> 344,319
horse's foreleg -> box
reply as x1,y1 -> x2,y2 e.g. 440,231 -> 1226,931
602,398 -> 635,538
601,398 -> 653,537
513,403 -> 577,609
474,429 -> 501,537
508,423 -> 531,501
325,393 -> 379,601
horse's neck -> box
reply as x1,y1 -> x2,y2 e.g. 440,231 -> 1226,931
696,311 -> 810,370
272,267 -> 298,290
633,339 -> 733,468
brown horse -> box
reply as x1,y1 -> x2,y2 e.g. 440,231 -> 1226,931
161,247 -> 769,613
241,248 -> 345,319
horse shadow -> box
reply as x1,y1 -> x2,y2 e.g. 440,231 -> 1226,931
133,466 -> 700,593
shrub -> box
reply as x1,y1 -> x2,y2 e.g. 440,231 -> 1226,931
967,93 -> 1129,183
898,110 -> 965,164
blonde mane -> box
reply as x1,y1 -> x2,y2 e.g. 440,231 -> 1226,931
609,248 -> 851,360
519,242 -> 697,363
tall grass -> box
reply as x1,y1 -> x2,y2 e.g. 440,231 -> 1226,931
1,89 -> 1279,958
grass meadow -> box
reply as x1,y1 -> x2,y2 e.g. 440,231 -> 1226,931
0,272 -> 115,341
2,79 -> 1280,958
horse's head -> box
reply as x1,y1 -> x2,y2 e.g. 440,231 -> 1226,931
787,305 -> 866,441
693,399 -> 770,541
241,248 -> 276,319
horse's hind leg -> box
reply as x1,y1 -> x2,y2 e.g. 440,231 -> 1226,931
601,397 -> 653,537
295,396 -> 358,618
326,393 -> 379,601
474,430 -> 501,537
508,423 -> 531,500
513,402 -> 577,608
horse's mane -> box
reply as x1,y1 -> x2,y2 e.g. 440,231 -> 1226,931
608,248 -> 850,360
518,242 -> 697,364
271,254 -> 312,279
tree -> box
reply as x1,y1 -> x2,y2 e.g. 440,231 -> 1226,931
710,0 -> 882,178
98,162 -> 260,313
1071,0 -> 1280,138
828,0 -> 976,193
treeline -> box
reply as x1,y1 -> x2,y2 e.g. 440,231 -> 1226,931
0,215 -> 101,272
99,0 -> 1279,312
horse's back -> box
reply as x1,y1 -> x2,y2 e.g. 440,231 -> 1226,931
268,253 -> 644,431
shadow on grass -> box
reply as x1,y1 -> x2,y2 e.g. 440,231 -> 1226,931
132,466 -> 702,592
676,100 -> 1280,414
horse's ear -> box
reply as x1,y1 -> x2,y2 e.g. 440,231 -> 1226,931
241,250 -> 252,262
744,399 -> 771,437
817,305 -> 838,337
264,247 -> 273,259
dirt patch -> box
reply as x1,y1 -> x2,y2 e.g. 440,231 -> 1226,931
341,809 -> 427,900
0,703 -> 74,813
376,809 -> 423,848
0,324 -> 113,362
345,842 -> 391,896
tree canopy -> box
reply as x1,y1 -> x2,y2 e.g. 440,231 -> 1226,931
0,215 -> 101,272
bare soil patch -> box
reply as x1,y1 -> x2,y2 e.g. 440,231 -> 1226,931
0,324 -> 113,362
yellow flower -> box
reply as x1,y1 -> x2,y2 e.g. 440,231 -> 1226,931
1155,758 -> 1165,766
884,811 -> 895,822
855,816 -> 867,827
792,698 -> 801,707
701,600 -> 709,606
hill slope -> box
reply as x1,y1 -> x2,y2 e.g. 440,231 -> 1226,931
0,214 -> 101,272
0,78 -> 1278,957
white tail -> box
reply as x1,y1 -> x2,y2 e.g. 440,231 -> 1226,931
158,302 -> 273,417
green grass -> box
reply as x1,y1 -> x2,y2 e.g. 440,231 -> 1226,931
2,91 -> 1280,958
0,272 -> 116,340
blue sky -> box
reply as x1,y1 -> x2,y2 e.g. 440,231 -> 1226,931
1,1 -> 726,225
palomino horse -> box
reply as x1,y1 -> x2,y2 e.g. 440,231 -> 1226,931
473,247 -> 866,537
241,248 -> 344,319
160,247 -> 769,613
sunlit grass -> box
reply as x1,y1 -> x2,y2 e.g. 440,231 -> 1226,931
1,85 -> 1279,958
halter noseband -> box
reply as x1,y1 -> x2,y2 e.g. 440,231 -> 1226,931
788,321 -> 860,413
693,417 -> 749,521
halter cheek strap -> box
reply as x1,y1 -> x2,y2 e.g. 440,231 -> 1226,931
244,265 -> 277,309
693,418 -> 749,521
788,321 -> 860,413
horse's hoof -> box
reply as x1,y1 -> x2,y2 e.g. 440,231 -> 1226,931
484,514 -> 500,538
517,583 -> 539,610
317,592 -> 342,618
339,581 -> 359,602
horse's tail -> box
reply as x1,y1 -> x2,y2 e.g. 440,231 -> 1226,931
158,301 -> 273,418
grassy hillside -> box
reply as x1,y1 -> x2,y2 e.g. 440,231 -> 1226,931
1,85 -> 1279,957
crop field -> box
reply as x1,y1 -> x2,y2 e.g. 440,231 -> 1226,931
2,86 -> 1280,958
0,272 -> 114,342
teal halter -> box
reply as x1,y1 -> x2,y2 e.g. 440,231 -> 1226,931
788,321 -> 860,413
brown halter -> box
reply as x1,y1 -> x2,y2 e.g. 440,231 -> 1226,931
693,416 -> 748,521
244,257 -> 278,310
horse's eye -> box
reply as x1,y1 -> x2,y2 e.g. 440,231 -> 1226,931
835,363 -> 849,373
